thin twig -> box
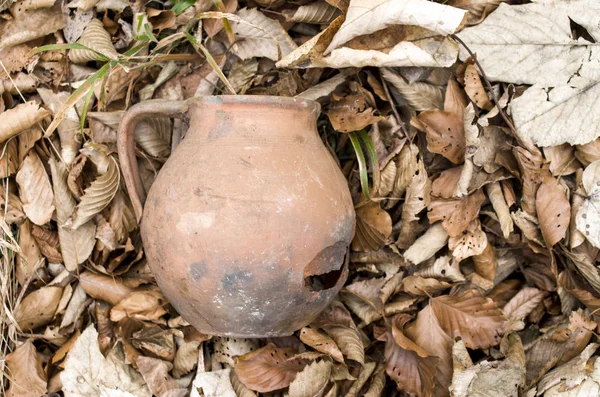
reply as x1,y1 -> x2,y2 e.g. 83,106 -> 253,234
451,34 -> 541,155
379,69 -> 409,138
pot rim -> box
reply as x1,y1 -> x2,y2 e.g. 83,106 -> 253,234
192,95 -> 321,112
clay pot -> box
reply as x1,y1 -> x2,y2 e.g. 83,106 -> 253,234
118,96 -> 355,337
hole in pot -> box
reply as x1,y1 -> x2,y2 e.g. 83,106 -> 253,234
303,241 -> 348,292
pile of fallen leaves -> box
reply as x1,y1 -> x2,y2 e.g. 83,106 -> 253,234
2,0 -> 600,396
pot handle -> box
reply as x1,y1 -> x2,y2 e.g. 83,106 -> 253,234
117,99 -> 191,222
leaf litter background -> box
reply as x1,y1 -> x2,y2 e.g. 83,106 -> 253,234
3,0 -> 600,396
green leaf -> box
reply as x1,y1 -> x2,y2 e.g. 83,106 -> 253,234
357,129 -> 380,197
172,0 -> 195,14
349,131 -> 370,199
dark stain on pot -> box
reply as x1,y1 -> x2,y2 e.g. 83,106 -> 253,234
189,261 -> 206,282
222,270 -> 253,290
208,110 -> 233,141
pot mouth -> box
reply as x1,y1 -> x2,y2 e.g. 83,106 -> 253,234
193,95 -> 321,113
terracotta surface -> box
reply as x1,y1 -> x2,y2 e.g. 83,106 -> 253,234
118,96 -> 355,337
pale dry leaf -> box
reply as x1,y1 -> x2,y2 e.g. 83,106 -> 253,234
16,151 -> 54,226
576,160 -> 600,248
376,315 -> 438,397
544,144 -> 581,176
110,289 -> 168,322
576,139 -> 600,166
485,182 -> 513,238
234,343 -> 308,393
285,360 -> 332,397
414,255 -> 465,283
325,0 -> 467,53
382,68 -> 443,111
283,1 -> 340,24
135,356 -> 180,395
299,327 -> 344,364
413,110 -> 465,164
431,289 -> 506,350
388,143 -> 419,206
296,74 -> 346,101
401,276 -> 451,296
346,362 -> 376,397
60,283 -> 88,329
458,1 -> 600,146
536,177 -> 571,247
0,140 -> 18,179
230,7 -> 297,61
6,341 -> 47,397
340,291 -> 382,325
61,325 -> 151,397
0,2 -> 66,49
49,156 -> 95,271
135,117 -> 172,158
213,337 -> 259,366
403,222 -> 449,265
67,150 -> 119,229
0,101 -> 50,143
449,0 -> 508,25
448,219 -> 488,261
502,287 -> 545,321
14,285 -> 62,332
173,340 -> 200,378
16,220 -> 43,286
227,58 -> 259,95
0,189 -> 26,225
191,369 -> 237,397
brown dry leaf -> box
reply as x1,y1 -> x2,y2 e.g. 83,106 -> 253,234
485,181 -> 514,238
414,255 -> 465,283
375,314 -> 438,397
352,201 -> 392,252
16,220 -> 43,285
285,359 -> 332,397
79,271 -> 135,305
0,140 -> 18,179
323,324 -> 365,365
283,1 -> 340,24
14,285 -> 63,332
449,0 -> 508,25
428,189 -> 486,236
0,2 -> 66,49
16,151 -> 55,226
110,289 -> 168,322
6,341 -> 47,397
463,63 -> 493,110
382,68 -> 444,111
514,146 -> 550,216
0,102 -> 50,143
31,224 -> 62,263
576,138 -> 600,166
135,117 -> 172,158
401,275 -> 451,296
544,144 -> 581,176
173,340 -> 200,378
576,160 -> 600,248
536,176 -> 571,247
448,219 -> 487,261
327,92 -> 383,133
135,356 -> 181,395
431,289 -> 506,349
61,325 -> 151,397
147,7 -> 177,31
472,242 -> 497,284
132,326 -> 176,361
299,327 -> 344,363
412,110 -> 466,164
502,287 -> 545,321
234,343 -> 308,393
49,156 -> 95,271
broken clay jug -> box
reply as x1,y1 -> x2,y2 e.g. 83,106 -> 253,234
118,96 -> 355,337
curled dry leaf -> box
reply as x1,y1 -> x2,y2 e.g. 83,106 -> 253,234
135,356 -> 180,395
325,0 -> 467,54
234,343 -> 308,393
428,189 -> 486,236
352,201 -> 392,252
135,117 -> 172,158
16,220 -> 43,285
375,315 -> 438,397
431,289 -> 506,350
6,341 -> 47,397
327,90 -> 383,132
0,101 -> 51,143
536,176 -> 571,247
285,359 -> 332,397
450,0 -> 508,25
30,225 -> 62,264
544,144 -> 581,176
16,151 -> 55,226
485,181 -> 513,238
49,156 -> 95,271
401,275 -> 451,296
463,63 -> 493,111
412,110 -> 465,164
191,369 -> 237,397
110,289 -> 168,322
576,160 -> 600,248
283,1 -> 340,24
448,219 -> 487,261
67,150 -> 119,229
132,326 -> 176,361
403,222 -> 449,265
79,271 -> 135,305
502,287 -> 545,321
299,327 -> 344,363
323,324 -> 365,365
14,285 -> 63,332
0,2 -> 66,49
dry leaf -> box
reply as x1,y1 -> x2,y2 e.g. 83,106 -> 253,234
135,356 -> 180,395
536,177 -> 571,247
382,68 -> 444,111
61,325 -> 151,397
448,219 -> 487,261
49,156 -> 95,271
79,271 -> 135,305
413,110 -> 465,164
69,19 -> 119,63
485,181 -> 513,238
283,1 -> 340,24
0,102 -> 50,143
403,222 -> 449,265
502,287 -> 545,321
352,201 -> 392,252
428,189 -> 486,236
16,151 -> 54,226
191,369 -> 237,397
576,160 -> 600,248
6,341 -> 47,397
234,343 -> 308,393
16,220 -> 43,285
14,285 -> 63,332
110,289 -> 168,322
463,64 -> 493,111
0,2 -> 66,49
285,359 -> 332,397
213,337 -> 259,366
323,324 -> 364,365
299,327 -> 344,363
431,289 -> 506,349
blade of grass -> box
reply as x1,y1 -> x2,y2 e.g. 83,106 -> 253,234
357,129 -> 380,197
212,0 -> 236,44
185,32 -> 236,94
29,43 -> 112,62
349,131 -> 370,199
